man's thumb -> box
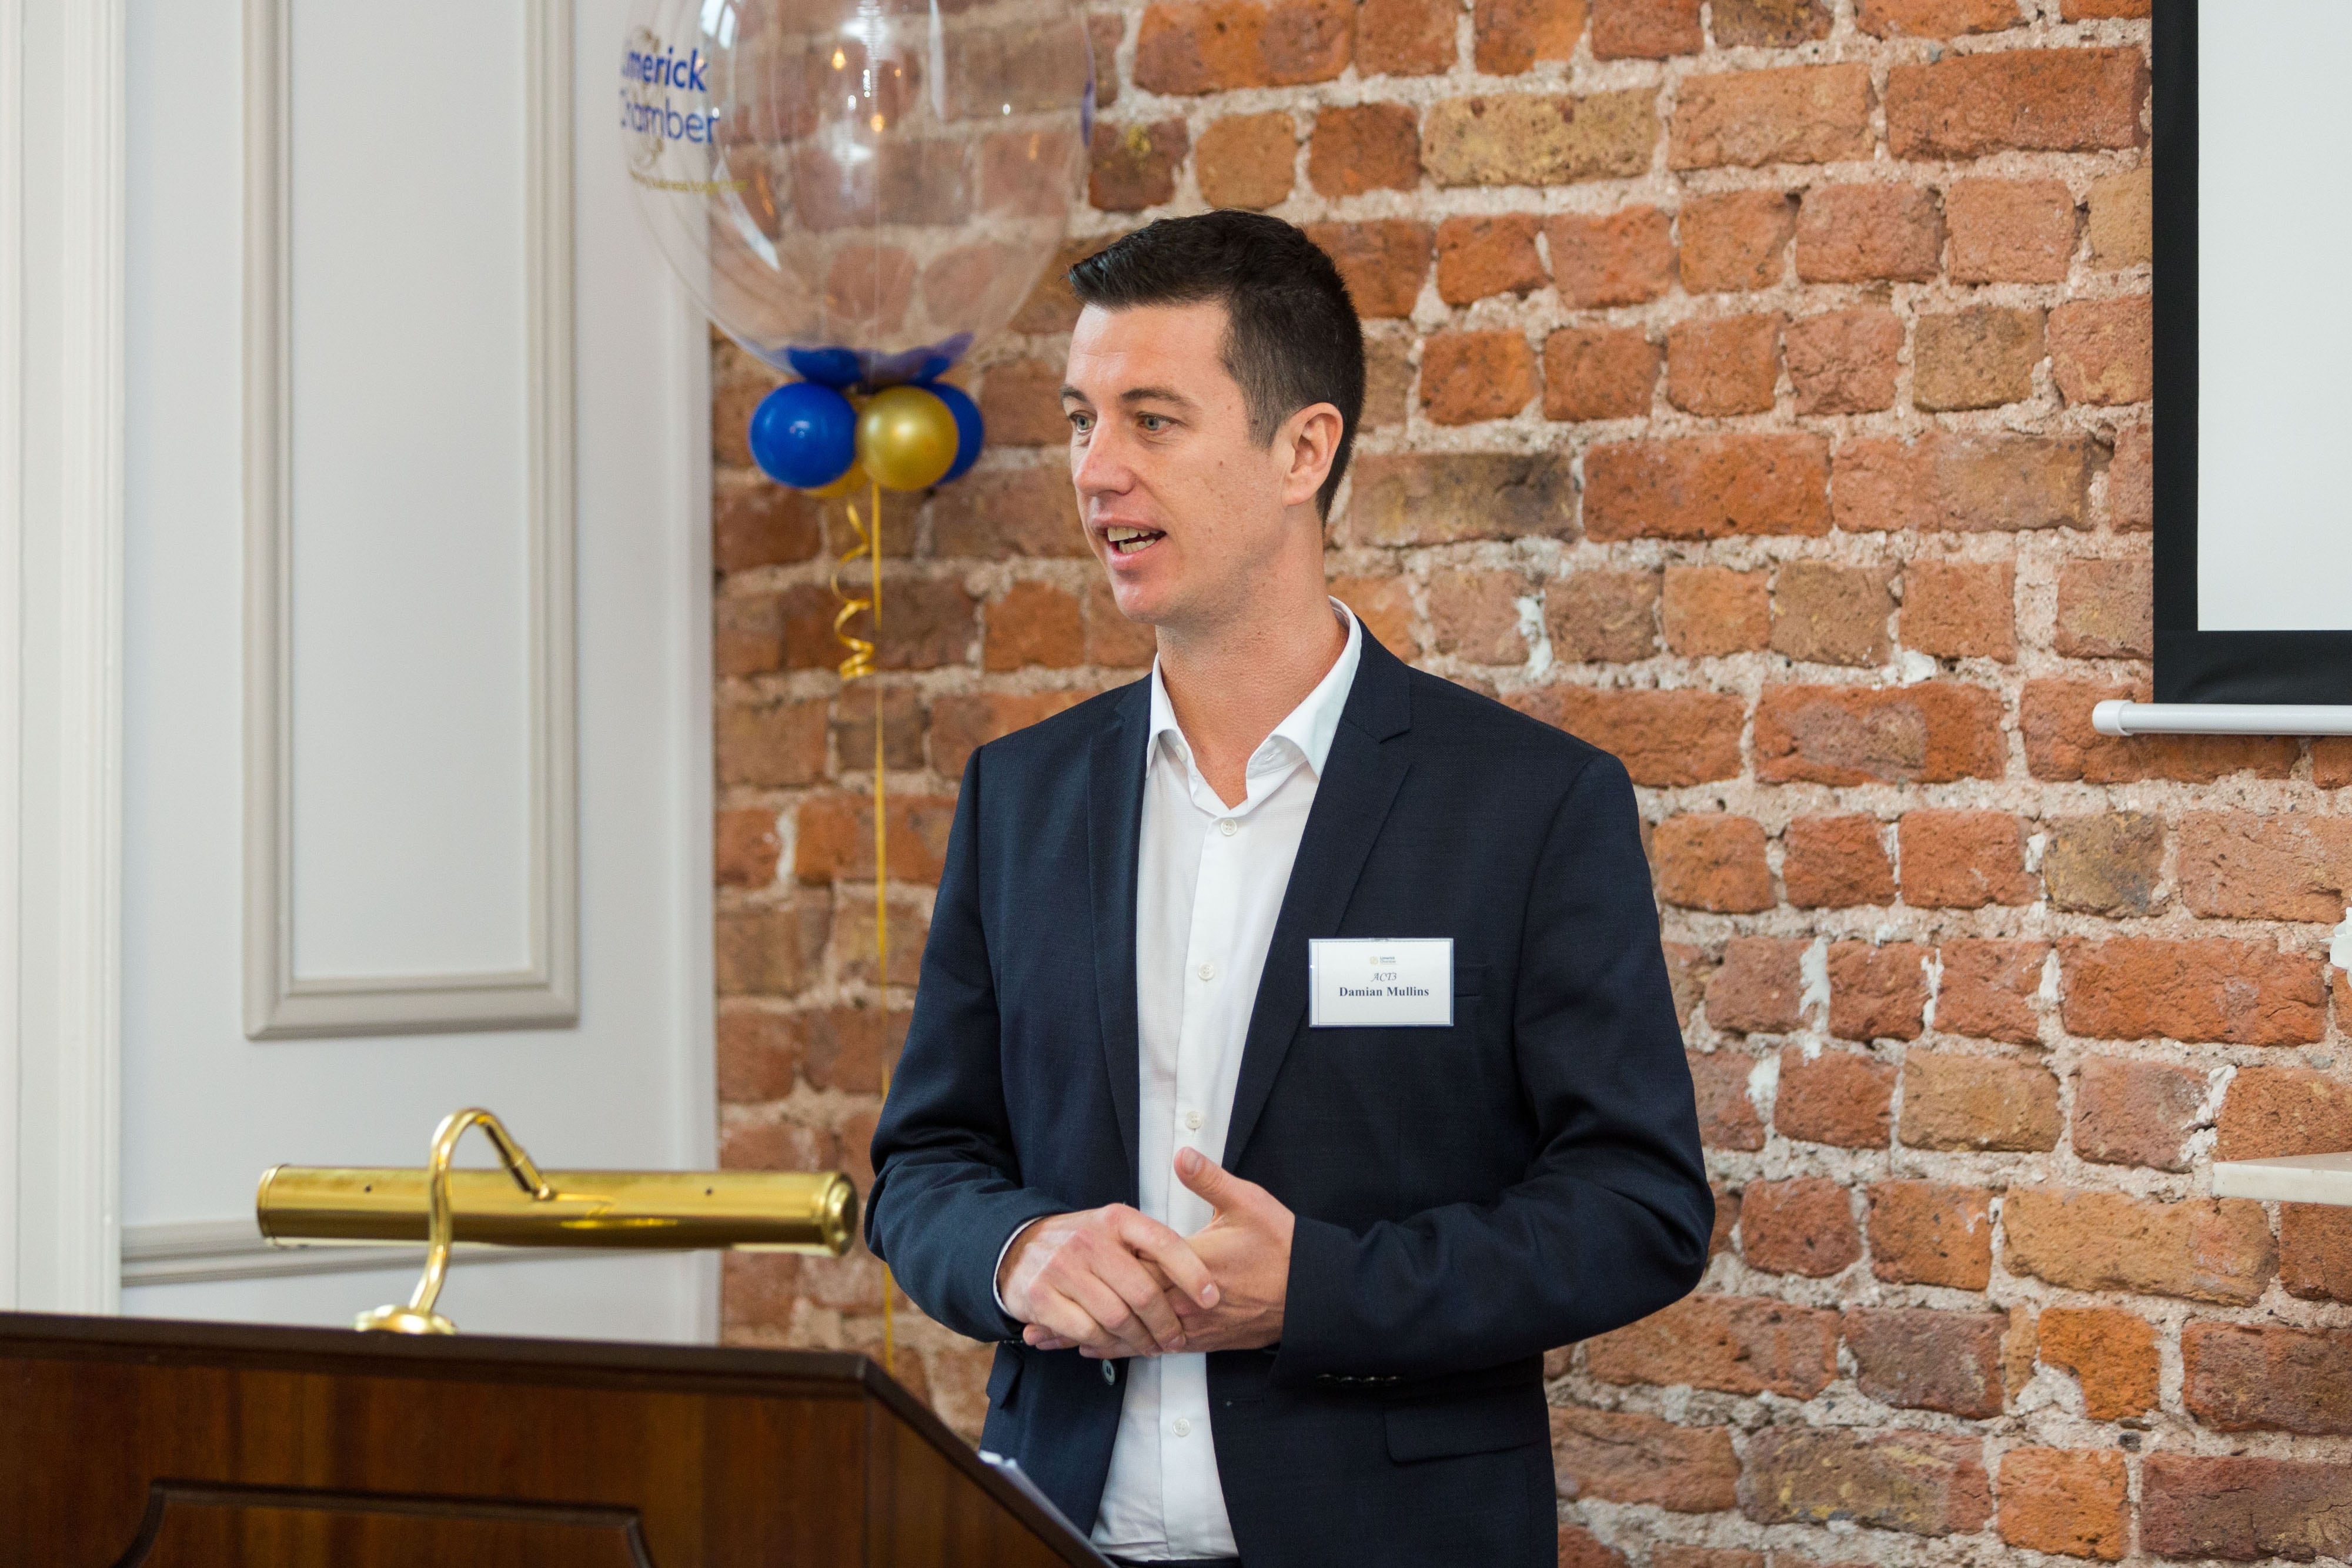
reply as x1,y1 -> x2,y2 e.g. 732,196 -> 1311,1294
1177,1146 -> 1231,1204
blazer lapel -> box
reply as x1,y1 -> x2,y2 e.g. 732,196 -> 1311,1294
1088,680 -> 1153,1199
1221,634 -> 1414,1171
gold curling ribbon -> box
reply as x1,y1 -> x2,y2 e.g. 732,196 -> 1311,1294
830,478 -> 896,1376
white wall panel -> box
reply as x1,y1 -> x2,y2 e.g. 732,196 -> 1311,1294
118,0 -> 715,1339
247,0 -> 576,1034
284,0 -> 538,980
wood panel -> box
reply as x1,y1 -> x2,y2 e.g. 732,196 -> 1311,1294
867,1395 -> 1074,1568
0,1313 -> 1096,1568
116,1485 -> 649,1568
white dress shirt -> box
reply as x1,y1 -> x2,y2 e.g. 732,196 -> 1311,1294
1087,600 -> 1362,1560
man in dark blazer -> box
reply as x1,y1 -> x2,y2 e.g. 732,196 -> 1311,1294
868,212 -> 1710,1568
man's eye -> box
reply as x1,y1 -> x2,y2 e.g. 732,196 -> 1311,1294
1068,412 -> 1093,434
1139,414 -> 1167,432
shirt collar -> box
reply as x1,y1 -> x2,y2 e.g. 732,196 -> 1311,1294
1147,599 -> 1362,782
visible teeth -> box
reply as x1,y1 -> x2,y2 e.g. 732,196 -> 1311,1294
1105,526 -> 1149,541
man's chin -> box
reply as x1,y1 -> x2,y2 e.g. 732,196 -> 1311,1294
1102,567 -> 1175,628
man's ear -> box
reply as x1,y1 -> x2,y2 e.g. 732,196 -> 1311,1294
1279,402 -> 1344,510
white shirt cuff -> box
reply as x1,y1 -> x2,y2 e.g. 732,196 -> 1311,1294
993,1216 -> 1045,1317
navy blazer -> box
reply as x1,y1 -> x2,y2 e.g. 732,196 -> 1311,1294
868,629 -> 1710,1568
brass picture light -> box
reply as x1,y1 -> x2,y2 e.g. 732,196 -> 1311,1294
256,1106 -> 858,1335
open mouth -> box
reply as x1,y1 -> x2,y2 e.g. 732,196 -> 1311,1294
1102,525 -> 1165,557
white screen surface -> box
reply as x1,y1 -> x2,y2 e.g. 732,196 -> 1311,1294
2198,2 -> 2352,631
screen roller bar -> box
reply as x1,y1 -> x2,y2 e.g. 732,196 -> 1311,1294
2093,701 -> 2352,737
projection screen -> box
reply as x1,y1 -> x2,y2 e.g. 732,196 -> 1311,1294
2153,0 -> 2352,702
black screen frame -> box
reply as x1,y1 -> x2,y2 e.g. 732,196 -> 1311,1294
2151,0 -> 2352,702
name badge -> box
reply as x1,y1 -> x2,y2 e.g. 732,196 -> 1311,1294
1308,938 -> 1454,1028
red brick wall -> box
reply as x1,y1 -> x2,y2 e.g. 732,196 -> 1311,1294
711,1 -> 2352,1560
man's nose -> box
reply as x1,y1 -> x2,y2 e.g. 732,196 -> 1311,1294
1072,423 -> 1132,497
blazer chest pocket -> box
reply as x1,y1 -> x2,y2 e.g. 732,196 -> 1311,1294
1309,959 -> 1485,1025
1309,942 -> 1484,1029
1382,1382 -> 1546,1463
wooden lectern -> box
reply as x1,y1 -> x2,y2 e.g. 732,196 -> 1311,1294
0,1310 -> 1101,1567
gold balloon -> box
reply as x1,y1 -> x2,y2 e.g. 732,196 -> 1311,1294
856,386 -> 960,492
807,462 -> 868,499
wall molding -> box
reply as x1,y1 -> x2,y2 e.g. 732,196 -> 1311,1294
1,0 -> 24,1315
123,1218 -> 547,1288
242,0 -> 579,1039
1,0 -> 127,1313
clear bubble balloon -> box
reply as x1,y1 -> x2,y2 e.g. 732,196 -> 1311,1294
621,0 -> 1094,386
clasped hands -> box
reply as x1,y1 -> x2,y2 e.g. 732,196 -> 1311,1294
997,1147 -> 1292,1359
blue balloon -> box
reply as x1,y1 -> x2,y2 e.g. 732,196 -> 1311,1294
928,382 -> 986,482
784,346 -> 863,389
781,335 -> 977,393
747,382 -> 856,489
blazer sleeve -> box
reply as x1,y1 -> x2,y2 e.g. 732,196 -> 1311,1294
1272,750 -> 1712,1385
864,747 -> 1069,1343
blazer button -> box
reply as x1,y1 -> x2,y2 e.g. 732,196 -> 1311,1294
1102,1360 -> 1117,1385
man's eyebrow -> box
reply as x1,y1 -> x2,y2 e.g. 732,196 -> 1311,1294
1058,384 -> 1200,411
1116,385 -> 1197,409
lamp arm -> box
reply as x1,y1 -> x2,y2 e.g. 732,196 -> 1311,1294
365,1107 -> 557,1336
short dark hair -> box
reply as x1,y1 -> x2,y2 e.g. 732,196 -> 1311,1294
1066,212 -> 1365,520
